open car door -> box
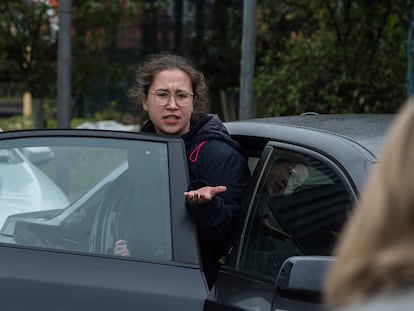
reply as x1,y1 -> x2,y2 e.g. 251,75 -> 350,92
0,129 -> 207,311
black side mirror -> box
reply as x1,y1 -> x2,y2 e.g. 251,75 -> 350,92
276,256 -> 334,303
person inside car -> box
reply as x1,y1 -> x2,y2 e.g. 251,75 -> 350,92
265,158 -> 309,196
114,52 -> 251,289
259,158 -> 309,242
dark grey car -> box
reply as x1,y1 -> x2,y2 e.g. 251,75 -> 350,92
0,114 -> 394,310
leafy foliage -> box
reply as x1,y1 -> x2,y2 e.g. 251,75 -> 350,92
0,0 -> 143,117
70,0 -> 143,117
0,0 -> 412,123
182,1 -> 243,92
0,1 -> 57,98
254,0 -> 412,116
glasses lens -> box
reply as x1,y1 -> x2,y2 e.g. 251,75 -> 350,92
152,91 -> 192,107
288,169 -> 301,188
175,92 -> 192,106
153,91 -> 169,105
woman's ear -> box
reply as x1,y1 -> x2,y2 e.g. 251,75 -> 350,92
141,94 -> 148,111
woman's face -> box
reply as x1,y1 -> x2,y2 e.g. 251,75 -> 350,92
143,69 -> 194,136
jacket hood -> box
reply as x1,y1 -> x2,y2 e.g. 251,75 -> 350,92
183,113 -> 246,156
183,113 -> 229,143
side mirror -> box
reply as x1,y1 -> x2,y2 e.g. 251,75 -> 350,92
276,256 -> 334,303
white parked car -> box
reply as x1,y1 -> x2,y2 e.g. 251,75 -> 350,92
0,146 -> 69,227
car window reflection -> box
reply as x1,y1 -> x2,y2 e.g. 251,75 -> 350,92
239,148 -> 353,280
0,138 -> 172,263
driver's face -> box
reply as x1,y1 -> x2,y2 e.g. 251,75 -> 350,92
266,161 -> 309,196
266,162 -> 294,195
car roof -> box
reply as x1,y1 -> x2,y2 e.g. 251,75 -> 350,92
226,114 -> 396,158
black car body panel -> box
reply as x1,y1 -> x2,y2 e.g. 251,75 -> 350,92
0,246 -> 206,311
225,114 -> 394,191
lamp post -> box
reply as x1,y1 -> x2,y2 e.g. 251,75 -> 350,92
57,0 -> 72,128
239,0 -> 257,120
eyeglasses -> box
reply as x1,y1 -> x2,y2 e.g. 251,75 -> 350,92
287,168 -> 302,189
149,90 -> 194,107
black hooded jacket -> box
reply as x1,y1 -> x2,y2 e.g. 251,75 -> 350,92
141,113 -> 251,288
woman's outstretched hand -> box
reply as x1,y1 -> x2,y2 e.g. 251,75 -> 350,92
184,185 -> 227,206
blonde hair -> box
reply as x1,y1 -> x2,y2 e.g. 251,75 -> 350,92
324,97 -> 414,307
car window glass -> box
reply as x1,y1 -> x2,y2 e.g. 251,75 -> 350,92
0,137 -> 172,262
238,148 -> 353,281
247,157 -> 259,174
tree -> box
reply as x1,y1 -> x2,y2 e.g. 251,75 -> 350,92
254,0 -> 412,116
182,0 -> 243,119
70,0 -> 144,117
0,1 -> 58,99
0,0 -> 146,120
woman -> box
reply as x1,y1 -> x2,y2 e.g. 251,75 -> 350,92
324,98 -> 414,310
114,52 -> 251,289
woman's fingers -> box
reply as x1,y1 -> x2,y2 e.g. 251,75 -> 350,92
114,239 -> 131,256
184,185 -> 228,205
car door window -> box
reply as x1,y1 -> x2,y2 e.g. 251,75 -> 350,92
0,137 -> 172,262
239,148 -> 354,280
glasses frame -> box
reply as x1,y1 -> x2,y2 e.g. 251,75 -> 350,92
148,90 -> 194,107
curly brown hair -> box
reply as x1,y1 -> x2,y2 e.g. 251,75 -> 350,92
128,52 -> 209,112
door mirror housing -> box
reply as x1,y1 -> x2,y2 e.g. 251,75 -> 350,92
276,256 -> 334,303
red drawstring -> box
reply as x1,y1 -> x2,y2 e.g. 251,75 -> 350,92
189,140 -> 208,163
